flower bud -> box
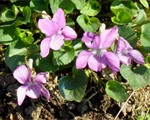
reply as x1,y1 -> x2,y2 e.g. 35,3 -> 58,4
99,23 -> 106,35
28,58 -> 33,70
42,11 -> 51,20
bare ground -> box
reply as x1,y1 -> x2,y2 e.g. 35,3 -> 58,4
0,63 -> 150,120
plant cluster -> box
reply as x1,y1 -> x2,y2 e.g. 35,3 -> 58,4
0,0 -> 150,108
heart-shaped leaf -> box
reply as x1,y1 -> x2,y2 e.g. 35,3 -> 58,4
105,81 -> 127,102
120,64 -> 150,90
77,14 -> 99,33
49,0 -> 63,14
59,0 -> 75,14
111,1 -> 137,17
80,1 -> 101,16
72,38 -> 84,56
49,0 -> 75,15
30,0 -> 48,12
0,26 -> 20,45
118,25 -> 138,47
52,45 -> 75,66
111,11 -> 132,25
140,23 -> 150,51
58,68 -> 87,102
5,40 -> 28,72
0,5 -> 19,22
71,0 -> 85,10
23,6 -> 31,24
132,10 -> 147,25
35,51 -> 59,73
111,1 -> 137,25
0,9 -> 16,22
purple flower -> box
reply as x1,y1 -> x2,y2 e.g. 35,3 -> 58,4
115,37 -> 145,66
13,65 -> 50,106
38,8 -> 77,58
76,26 -> 120,74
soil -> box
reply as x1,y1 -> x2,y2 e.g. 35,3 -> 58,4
0,61 -> 150,120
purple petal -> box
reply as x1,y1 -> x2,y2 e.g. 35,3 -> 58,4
104,51 -> 120,74
17,85 -> 28,106
40,37 -> 51,58
38,19 -> 60,36
13,65 -> 31,84
61,26 -> 77,40
82,31 -> 98,49
91,35 -> 101,49
26,83 -> 41,99
76,50 -> 92,69
38,84 -> 50,101
50,34 -> 64,50
88,55 -> 107,72
128,50 -> 145,65
52,8 -> 66,28
117,37 -> 133,52
116,52 -> 131,66
34,72 -> 47,83
100,26 -> 118,49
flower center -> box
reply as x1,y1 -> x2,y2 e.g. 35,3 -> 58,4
122,50 -> 129,55
92,49 -> 106,57
28,82 -> 38,86
51,30 -> 62,40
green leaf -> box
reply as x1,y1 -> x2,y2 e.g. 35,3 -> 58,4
49,0 -> 63,14
5,40 -> 28,72
118,25 -> 138,47
111,11 -> 132,25
111,1 -> 137,16
111,1 -> 137,24
59,0 -> 75,14
49,0 -> 74,14
0,4 -> 7,15
0,5 -> 19,22
66,18 -> 75,28
132,9 -> 147,25
64,40 -> 72,46
80,1 -> 101,16
19,32 -> 26,43
0,26 -> 19,45
30,0 -> 48,12
71,0 -> 85,10
76,15 -> 99,32
105,81 -> 127,102
0,9 -> 16,22
72,38 -> 84,56
120,64 -> 150,90
10,0 -> 17,3
35,51 -> 59,73
52,45 -> 75,66
140,23 -> 150,51
139,0 -> 149,9
12,4 -> 19,15
23,6 -> 31,24
25,36 -> 34,45
58,68 -> 87,102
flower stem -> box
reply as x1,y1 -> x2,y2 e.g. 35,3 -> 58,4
131,19 -> 150,28
25,48 -> 40,70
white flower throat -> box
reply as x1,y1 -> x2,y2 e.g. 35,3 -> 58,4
51,30 -> 62,40
92,49 -> 106,57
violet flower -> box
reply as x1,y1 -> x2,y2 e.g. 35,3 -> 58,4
38,8 -> 77,58
76,26 -> 120,74
115,37 -> 145,66
13,65 -> 50,106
